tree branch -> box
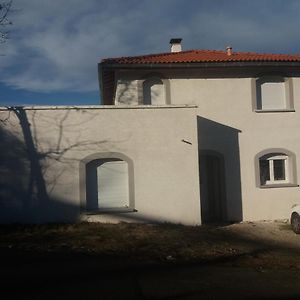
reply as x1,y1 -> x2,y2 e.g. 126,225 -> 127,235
0,1 -> 12,43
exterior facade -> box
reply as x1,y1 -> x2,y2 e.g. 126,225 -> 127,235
1,40 -> 300,224
0,105 -> 201,224
99,41 -> 300,222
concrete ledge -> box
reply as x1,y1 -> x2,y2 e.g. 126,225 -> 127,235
259,184 -> 299,189
255,109 -> 295,113
0,104 -> 197,111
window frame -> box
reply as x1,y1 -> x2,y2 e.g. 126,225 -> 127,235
259,154 -> 288,185
255,149 -> 298,188
252,76 -> 295,113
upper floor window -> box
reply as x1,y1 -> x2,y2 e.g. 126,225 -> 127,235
143,77 -> 165,105
255,76 -> 294,111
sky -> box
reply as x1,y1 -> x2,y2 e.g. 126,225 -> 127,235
1,0 -> 300,106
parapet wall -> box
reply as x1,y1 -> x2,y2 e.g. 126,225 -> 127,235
0,105 -> 201,225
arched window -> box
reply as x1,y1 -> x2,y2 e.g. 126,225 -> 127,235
143,77 -> 165,105
255,149 -> 297,187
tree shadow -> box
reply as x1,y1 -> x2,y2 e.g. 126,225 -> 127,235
0,107 -> 102,223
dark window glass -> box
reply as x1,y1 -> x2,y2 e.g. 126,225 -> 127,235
273,159 -> 285,180
259,160 -> 270,185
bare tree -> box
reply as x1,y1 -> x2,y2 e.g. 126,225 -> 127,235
0,0 -> 12,43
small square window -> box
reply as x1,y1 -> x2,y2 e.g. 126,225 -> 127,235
255,77 -> 294,112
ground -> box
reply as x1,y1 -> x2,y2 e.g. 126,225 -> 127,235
1,221 -> 300,299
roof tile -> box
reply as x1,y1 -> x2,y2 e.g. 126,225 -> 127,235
101,49 -> 300,64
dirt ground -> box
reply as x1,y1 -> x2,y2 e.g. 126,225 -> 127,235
224,220 -> 300,249
1,221 -> 300,300
217,220 -> 300,269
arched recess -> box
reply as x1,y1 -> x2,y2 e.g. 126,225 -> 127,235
79,152 -> 135,211
138,73 -> 171,105
254,148 -> 297,188
199,150 -> 227,223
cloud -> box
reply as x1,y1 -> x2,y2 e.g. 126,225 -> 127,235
1,0 -> 300,93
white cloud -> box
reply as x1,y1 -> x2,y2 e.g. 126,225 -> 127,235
1,0 -> 300,93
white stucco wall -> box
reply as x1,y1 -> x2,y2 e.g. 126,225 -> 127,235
0,105 -> 201,225
113,72 -> 300,221
115,79 -> 139,105
171,77 -> 300,221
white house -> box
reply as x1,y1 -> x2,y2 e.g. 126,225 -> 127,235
1,39 -> 300,224
99,39 -> 300,223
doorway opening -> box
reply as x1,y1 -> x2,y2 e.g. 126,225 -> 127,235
199,151 -> 227,223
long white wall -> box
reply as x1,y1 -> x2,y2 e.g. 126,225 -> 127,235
0,106 -> 201,225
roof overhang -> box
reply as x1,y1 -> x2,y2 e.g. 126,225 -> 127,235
100,61 -> 300,69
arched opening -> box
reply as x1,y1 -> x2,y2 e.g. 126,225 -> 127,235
255,148 -> 297,188
199,151 -> 227,223
143,77 -> 165,105
80,153 -> 134,212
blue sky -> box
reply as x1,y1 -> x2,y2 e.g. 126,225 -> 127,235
1,0 -> 300,105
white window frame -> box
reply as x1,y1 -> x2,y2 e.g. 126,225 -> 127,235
256,150 -> 298,188
263,155 -> 289,185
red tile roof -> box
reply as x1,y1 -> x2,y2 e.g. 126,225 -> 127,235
101,49 -> 300,65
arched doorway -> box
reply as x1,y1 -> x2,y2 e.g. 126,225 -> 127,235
199,151 -> 227,223
80,153 -> 134,211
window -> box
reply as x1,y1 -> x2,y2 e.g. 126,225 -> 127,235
143,77 -> 165,105
256,150 -> 297,188
259,154 -> 288,185
255,76 -> 294,111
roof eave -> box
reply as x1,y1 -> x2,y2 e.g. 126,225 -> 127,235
100,61 -> 300,69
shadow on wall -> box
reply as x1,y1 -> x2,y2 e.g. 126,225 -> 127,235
197,116 -> 243,223
0,108 -> 80,223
